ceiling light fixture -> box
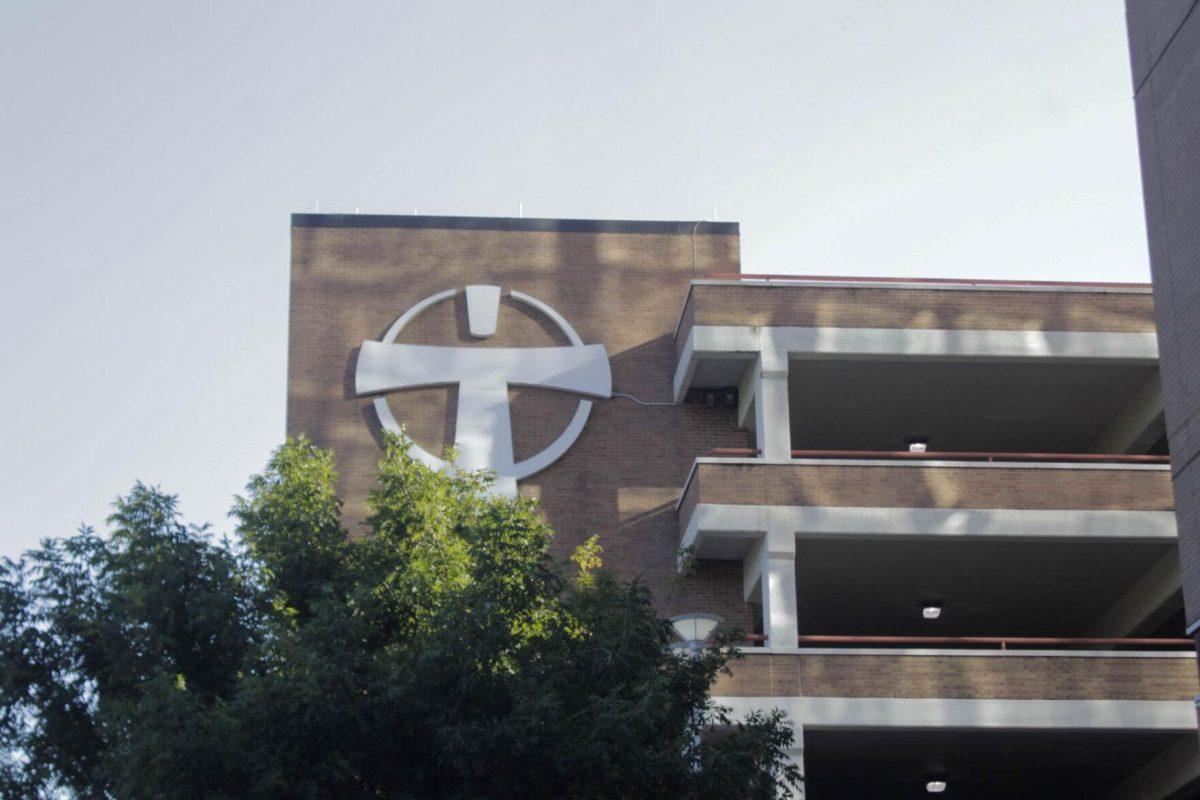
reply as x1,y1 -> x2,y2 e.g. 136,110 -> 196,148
922,604 -> 943,620
926,779 -> 947,793
669,613 -> 723,655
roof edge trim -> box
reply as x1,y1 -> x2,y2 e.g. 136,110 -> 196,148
292,213 -> 740,235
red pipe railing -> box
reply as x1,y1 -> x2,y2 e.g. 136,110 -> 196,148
789,449 -> 1170,464
702,448 -> 1169,465
701,273 -> 1152,290
739,634 -> 1193,650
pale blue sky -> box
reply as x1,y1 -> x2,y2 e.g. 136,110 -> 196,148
1,1 -> 1148,558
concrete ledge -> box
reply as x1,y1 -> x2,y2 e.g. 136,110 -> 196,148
682,503 -> 1177,554
690,278 -> 1154,294
674,323 -> 1159,398
677,460 -> 1176,555
715,695 -> 1199,731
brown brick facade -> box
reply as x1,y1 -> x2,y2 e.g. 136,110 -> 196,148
287,217 -> 752,623
287,214 -> 1181,709
683,461 -> 1174,514
713,652 -> 1199,701
1127,1 -> 1200,644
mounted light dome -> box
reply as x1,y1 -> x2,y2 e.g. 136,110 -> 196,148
669,613 -> 722,647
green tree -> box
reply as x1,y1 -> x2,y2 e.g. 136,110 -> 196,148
1,434 -> 801,799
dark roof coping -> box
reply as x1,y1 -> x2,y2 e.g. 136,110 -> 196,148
291,213 -> 739,235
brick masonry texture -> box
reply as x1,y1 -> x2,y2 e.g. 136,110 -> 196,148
685,462 -> 1174,514
1127,2 -> 1200,633
675,284 -> 1156,357
287,220 -> 754,628
288,215 -> 1180,696
713,652 -> 1199,701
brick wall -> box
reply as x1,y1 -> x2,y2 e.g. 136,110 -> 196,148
689,461 -> 1174,511
287,214 -> 1175,673
1127,1 -> 1200,634
677,284 -> 1156,352
287,216 -> 751,621
713,652 -> 1199,701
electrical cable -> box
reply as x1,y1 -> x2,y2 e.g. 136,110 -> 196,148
611,392 -> 678,407
611,393 -> 743,431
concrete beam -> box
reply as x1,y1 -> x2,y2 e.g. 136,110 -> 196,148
1090,373 -> 1165,454
685,504 -> 1177,555
744,523 -> 798,649
674,323 -> 1159,401
758,347 -> 791,461
1097,735 -> 1200,800
716,324 -> 1156,362
730,351 -> 791,459
737,360 -> 757,430
1084,550 -> 1182,638
715,696 -> 1198,732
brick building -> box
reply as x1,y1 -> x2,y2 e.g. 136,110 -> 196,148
1127,0 -> 1200,740
288,213 -> 1198,797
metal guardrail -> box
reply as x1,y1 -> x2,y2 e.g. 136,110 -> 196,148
789,449 -> 1170,464
701,272 -> 1153,290
703,448 -> 1170,465
740,634 -> 1194,650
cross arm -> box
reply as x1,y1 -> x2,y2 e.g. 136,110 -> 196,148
355,342 -> 612,398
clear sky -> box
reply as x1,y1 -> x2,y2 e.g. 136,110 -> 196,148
0,1 -> 1148,559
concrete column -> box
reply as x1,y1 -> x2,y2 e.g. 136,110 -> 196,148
739,348 -> 791,460
782,737 -> 805,799
1097,735 -> 1200,799
1089,373 -> 1164,454
1084,550 -> 1182,638
745,521 -> 798,649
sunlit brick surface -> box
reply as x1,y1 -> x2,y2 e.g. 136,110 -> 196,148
714,652 -> 1199,701
287,218 -> 751,624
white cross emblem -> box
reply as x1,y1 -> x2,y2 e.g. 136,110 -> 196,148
355,286 -> 611,496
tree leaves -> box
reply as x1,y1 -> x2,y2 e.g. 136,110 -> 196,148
0,434 -> 800,799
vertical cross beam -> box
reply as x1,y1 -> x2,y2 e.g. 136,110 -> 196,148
453,381 -> 517,496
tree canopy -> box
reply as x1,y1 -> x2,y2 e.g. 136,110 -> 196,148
1,434 -> 800,799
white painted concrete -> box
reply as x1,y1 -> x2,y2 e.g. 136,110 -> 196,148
680,503 -> 1177,556
743,523 -> 799,650
733,352 -> 791,460
760,349 -> 791,461
737,360 -> 757,430
680,456 -> 1172,483
674,323 -> 1159,400
673,327 -> 702,401
714,696 -> 1199,732
687,278 -> 1153,295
